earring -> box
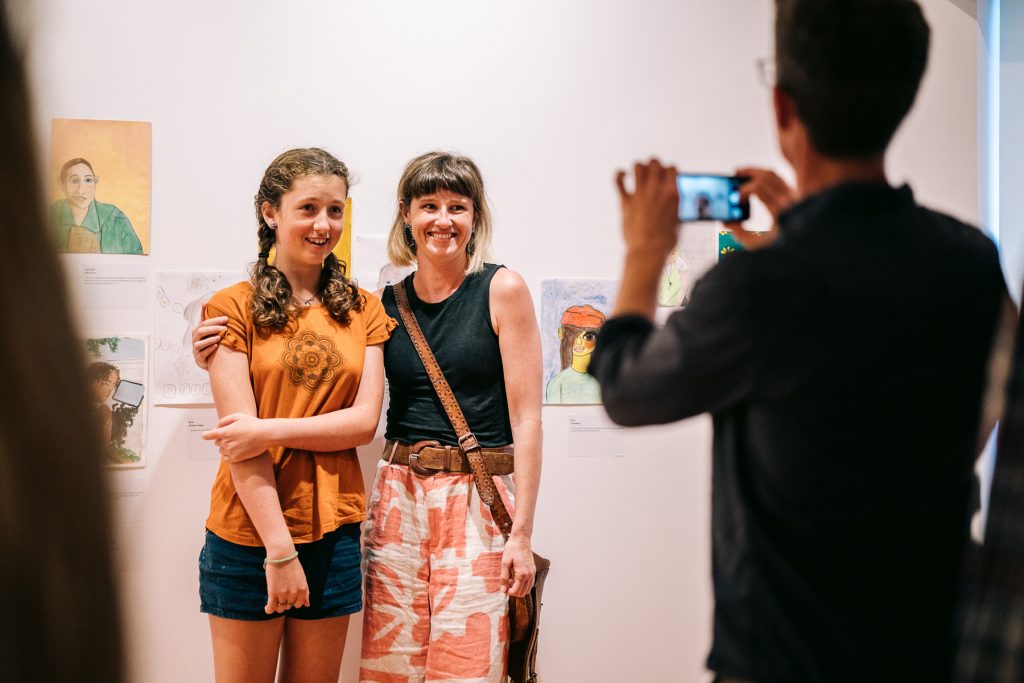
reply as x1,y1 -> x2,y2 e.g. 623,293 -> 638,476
269,223 -> 277,230
404,223 -> 417,253
466,229 -> 477,257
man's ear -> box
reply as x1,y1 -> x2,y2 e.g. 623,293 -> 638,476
773,86 -> 795,133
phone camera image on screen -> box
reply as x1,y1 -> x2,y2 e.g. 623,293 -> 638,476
112,379 -> 145,408
677,174 -> 750,222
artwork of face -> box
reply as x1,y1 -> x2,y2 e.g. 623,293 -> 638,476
571,329 -> 598,365
91,367 -> 118,403
541,279 -> 617,405
63,162 -> 97,210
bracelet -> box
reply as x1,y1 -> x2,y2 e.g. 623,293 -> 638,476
262,551 -> 298,569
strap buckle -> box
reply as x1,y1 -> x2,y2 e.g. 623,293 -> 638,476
458,432 -> 480,452
408,440 -> 441,476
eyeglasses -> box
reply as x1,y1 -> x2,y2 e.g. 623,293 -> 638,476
756,57 -> 776,88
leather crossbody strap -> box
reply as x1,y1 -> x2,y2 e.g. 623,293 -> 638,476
393,280 -> 515,538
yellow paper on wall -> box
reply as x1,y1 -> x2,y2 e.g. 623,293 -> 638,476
333,197 -> 353,273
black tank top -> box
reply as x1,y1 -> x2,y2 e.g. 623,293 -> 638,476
382,263 -> 514,447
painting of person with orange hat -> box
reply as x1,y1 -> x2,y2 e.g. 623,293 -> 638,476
545,304 -> 607,403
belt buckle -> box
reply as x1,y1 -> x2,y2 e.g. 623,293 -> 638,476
408,440 -> 441,476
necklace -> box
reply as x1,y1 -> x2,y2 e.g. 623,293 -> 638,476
298,294 -> 317,307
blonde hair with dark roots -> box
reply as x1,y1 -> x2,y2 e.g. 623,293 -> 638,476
386,151 -> 493,275
251,148 -> 363,329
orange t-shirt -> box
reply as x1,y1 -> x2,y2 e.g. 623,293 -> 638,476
203,281 -> 396,546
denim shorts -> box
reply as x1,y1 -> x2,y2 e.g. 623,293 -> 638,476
199,523 -> 362,621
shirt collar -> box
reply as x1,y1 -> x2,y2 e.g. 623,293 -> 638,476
778,182 -> 915,237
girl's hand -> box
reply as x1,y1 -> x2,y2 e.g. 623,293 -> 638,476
203,413 -> 274,462
264,553 -> 310,614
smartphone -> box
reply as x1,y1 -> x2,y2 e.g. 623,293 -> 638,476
112,379 -> 145,408
677,174 -> 749,222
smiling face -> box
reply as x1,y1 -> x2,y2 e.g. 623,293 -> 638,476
402,190 -> 475,265
262,174 -> 347,271
572,329 -> 598,360
62,162 -> 97,210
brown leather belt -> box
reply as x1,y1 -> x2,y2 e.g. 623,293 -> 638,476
383,439 -> 514,476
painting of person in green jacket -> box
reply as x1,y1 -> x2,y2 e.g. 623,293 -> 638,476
51,157 -> 144,254
544,304 -> 606,404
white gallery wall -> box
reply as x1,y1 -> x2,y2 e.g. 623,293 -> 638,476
998,0 -> 1024,295
21,1 -> 981,681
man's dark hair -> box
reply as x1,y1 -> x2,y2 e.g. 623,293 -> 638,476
775,0 -> 930,158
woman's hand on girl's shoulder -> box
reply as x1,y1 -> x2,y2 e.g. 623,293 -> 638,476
191,315 -> 228,370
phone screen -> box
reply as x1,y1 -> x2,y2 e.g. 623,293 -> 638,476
112,379 -> 145,408
677,174 -> 749,222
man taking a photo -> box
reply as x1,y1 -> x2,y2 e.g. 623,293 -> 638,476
590,1 -> 1007,681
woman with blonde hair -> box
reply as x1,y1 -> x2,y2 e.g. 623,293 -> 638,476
359,151 -> 542,681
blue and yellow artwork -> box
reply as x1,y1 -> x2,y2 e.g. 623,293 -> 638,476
541,279 -> 618,405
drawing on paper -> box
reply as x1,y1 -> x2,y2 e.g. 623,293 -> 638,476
541,279 -> 618,405
657,223 -> 721,312
154,271 -> 242,405
84,335 -> 148,467
658,246 -> 689,307
50,119 -> 151,254
719,229 -> 745,258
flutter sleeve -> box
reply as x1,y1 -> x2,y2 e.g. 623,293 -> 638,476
360,289 -> 398,346
202,282 -> 253,356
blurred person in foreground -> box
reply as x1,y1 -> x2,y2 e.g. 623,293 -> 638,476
0,1 -> 123,681
589,1 -> 1008,681
954,301 -> 1024,683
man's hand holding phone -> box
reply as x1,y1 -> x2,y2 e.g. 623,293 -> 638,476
612,158 -> 681,319
615,158 -> 681,259
723,167 -> 797,250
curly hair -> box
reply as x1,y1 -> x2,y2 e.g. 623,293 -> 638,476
86,361 -> 119,383
251,147 -> 363,329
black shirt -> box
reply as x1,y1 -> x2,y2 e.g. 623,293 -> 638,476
589,183 -> 1005,682
382,263 -> 514,447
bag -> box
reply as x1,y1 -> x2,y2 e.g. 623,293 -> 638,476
394,280 -> 550,683
507,552 -> 550,682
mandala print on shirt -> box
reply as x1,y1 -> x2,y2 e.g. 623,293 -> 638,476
281,331 -> 344,391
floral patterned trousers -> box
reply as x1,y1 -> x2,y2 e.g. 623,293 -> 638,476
360,459 -> 515,683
